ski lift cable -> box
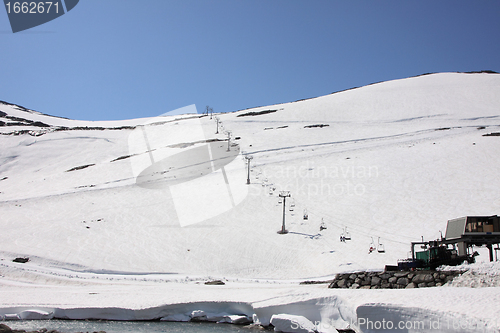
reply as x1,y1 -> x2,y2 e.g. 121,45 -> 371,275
317,208 -> 414,242
266,176 -> 417,246
293,200 -> 402,239
288,199 -> 410,245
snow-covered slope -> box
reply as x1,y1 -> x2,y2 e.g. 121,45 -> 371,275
1,72 -> 500,278
1,72 -> 500,332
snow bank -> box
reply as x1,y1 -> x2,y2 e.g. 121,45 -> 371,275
0,309 -> 54,320
253,296 -> 355,332
270,314 -> 317,333
0,302 -> 254,323
1,288 -> 500,332
444,261 -> 500,288
356,304 -> 497,333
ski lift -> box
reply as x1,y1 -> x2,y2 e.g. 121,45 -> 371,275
377,237 -> 385,253
344,227 -> 351,240
278,197 -> 283,204
368,237 -> 375,254
303,209 -> 308,220
289,199 -> 295,211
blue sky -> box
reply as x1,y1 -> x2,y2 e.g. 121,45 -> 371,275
1,0 -> 499,121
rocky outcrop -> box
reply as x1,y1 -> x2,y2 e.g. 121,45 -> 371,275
328,270 -> 463,289
204,280 -> 225,285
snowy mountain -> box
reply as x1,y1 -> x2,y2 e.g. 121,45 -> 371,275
1,72 -> 500,332
2,72 -> 500,278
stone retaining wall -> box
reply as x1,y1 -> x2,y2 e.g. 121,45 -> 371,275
328,270 -> 464,289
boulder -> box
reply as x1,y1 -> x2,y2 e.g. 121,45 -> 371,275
371,276 -> 381,286
412,274 -> 427,284
360,278 -> 371,286
424,274 -> 434,283
0,324 -> 12,333
12,257 -> 29,263
190,310 -> 207,321
204,280 -> 225,285
397,277 -> 409,286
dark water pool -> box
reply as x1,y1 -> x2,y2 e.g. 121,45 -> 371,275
2,320 -> 268,333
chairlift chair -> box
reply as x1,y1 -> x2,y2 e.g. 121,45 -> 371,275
368,237 -> 376,254
303,209 -> 308,220
377,237 -> 385,253
320,218 -> 327,231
